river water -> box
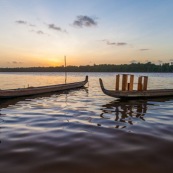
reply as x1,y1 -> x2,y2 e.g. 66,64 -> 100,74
0,72 -> 173,173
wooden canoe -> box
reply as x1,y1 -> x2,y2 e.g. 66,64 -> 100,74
99,78 -> 173,99
0,76 -> 88,98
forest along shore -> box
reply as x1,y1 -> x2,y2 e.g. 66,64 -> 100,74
0,62 -> 173,72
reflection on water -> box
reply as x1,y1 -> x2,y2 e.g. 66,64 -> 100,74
100,100 -> 150,128
0,73 -> 173,173
101,97 -> 173,130
0,87 -> 88,109
0,109 -> 2,144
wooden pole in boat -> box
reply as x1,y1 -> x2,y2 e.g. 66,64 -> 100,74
143,76 -> 148,91
64,56 -> 67,84
129,75 -> 134,91
138,76 -> 143,91
115,74 -> 120,91
122,74 -> 128,91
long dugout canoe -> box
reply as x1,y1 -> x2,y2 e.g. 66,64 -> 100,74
99,78 -> 173,99
0,76 -> 88,98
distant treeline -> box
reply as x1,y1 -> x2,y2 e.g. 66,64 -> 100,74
0,62 -> 173,72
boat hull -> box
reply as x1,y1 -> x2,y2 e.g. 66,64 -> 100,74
0,76 -> 88,98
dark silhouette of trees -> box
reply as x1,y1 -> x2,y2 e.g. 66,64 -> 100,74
0,62 -> 173,72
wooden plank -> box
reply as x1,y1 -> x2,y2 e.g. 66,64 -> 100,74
127,83 -> 130,91
129,75 -> 134,91
143,76 -> 148,91
122,74 -> 128,91
115,74 -> 120,91
138,76 -> 143,91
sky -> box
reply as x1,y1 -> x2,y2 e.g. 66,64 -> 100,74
0,0 -> 173,67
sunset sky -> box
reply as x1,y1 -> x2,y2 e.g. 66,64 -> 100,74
0,0 -> 173,67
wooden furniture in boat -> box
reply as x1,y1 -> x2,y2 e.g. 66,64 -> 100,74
99,74 -> 173,99
0,76 -> 88,98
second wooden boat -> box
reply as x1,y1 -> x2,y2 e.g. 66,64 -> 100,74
99,74 -> 173,99
0,76 -> 88,98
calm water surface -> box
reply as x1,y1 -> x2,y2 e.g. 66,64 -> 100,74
0,72 -> 173,173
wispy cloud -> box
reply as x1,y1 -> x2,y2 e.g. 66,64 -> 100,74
29,24 -> 36,27
117,42 -> 127,46
48,24 -> 62,31
107,41 -> 116,45
36,30 -> 44,34
15,20 -> 36,27
130,60 -> 138,64
72,15 -> 97,28
102,40 -> 127,46
30,30 -> 49,36
139,49 -> 150,51
48,24 -> 67,33
15,20 -> 27,25
11,61 -> 23,64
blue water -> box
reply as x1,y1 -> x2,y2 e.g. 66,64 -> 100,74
0,72 -> 173,173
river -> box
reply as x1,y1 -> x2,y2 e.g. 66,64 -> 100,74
0,72 -> 173,173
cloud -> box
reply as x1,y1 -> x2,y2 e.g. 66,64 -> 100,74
73,15 -> 97,28
139,49 -> 150,51
15,20 -> 27,25
117,42 -> 127,46
107,41 -> 116,45
36,30 -> 45,34
29,24 -> 36,27
12,61 -> 23,64
48,24 -> 67,33
102,40 -> 127,46
130,60 -> 138,64
15,20 -> 36,27
30,30 -> 49,36
48,24 -> 62,31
